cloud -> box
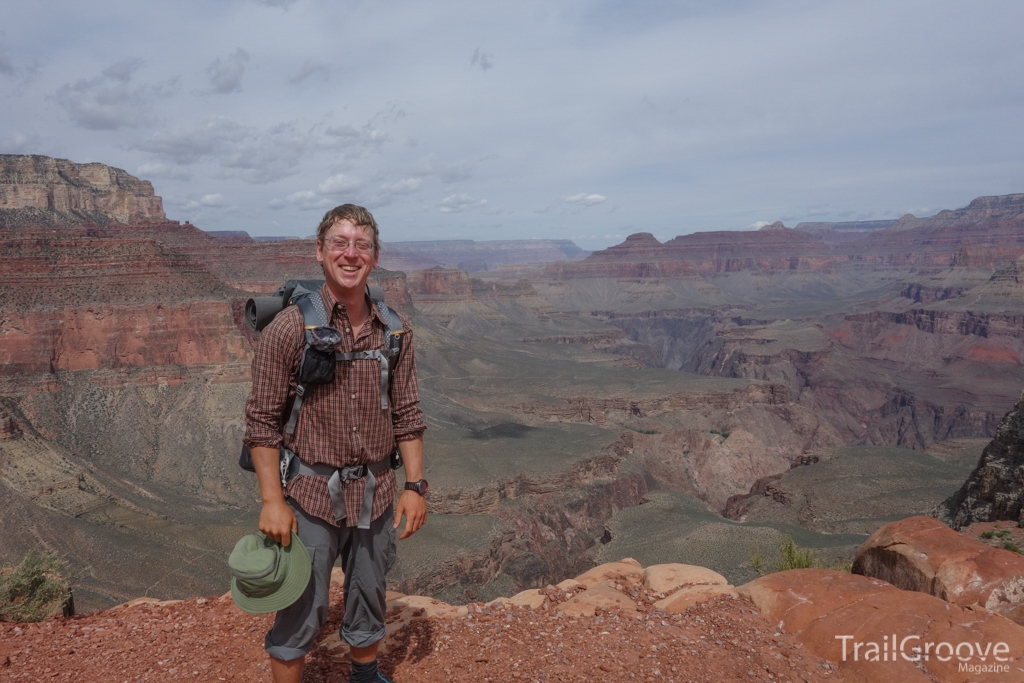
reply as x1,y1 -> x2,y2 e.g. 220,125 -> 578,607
325,123 -> 389,153
749,220 -> 770,229
272,189 -> 331,210
102,58 -> 143,82
379,178 -> 421,196
221,122 -> 319,182
0,45 -> 14,76
562,193 -> 607,206
136,162 -> 191,180
317,173 -> 362,194
470,48 -> 494,71
409,156 -> 478,183
136,117 -> 375,184
439,193 -> 487,213
206,48 -> 249,94
133,116 -> 254,164
289,60 -> 330,84
370,177 -> 423,205
54,63 -> 175,130
182,193 -> 225,210
0,133 -> 40,153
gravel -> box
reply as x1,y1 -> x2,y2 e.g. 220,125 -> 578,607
0,583 -> 845,683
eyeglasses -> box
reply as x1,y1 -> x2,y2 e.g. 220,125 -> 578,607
325,237 -> 375,253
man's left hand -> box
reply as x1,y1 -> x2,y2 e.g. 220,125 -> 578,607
394,490 -> 427,539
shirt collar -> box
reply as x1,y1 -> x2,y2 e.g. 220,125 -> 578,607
318,283 -> 386,326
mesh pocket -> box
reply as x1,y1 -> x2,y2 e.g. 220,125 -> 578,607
298,327 -> 341,384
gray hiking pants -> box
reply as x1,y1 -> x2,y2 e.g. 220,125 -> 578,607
264,499 -> 396,661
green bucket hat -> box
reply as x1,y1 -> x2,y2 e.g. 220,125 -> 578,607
229,532 -> 311,614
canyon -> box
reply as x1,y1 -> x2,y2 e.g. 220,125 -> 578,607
2,154 -> 1024,623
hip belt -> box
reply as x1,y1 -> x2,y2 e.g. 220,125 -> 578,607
281,447 -> 391,529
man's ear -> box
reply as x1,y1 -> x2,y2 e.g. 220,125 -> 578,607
316,240 -> 324,264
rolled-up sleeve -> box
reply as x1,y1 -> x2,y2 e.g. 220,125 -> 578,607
390,318 -> 426,442
244,307 -> 303,449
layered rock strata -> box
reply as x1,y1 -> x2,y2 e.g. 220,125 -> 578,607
940,391 -> 1024,528
0,154 -> 164,223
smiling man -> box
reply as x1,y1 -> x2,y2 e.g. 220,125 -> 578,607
244,204 -> 427,683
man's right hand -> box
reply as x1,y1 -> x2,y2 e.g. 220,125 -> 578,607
251,446 -> 296,547
260,499 -> 297,547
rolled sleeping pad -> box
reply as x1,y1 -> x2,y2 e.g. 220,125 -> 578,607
245,296 -> 287,332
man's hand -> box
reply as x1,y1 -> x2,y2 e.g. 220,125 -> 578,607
394,489 -> 426,539
260,499 -> 297,546
250,445 -> 295,546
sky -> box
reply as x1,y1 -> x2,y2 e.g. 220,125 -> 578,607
2,0 -> 1024,250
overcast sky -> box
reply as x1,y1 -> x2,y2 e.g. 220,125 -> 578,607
2,0 -> 1023,249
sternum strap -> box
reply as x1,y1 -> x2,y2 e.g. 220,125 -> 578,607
336,350 -> 393,409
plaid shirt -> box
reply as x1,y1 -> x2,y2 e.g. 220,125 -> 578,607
244,284 -> 425,527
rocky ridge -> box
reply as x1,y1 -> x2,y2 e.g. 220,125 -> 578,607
0,154 -> 164,224
939,390 -> 1024,528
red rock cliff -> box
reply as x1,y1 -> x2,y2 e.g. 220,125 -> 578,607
0,154 -> 165,223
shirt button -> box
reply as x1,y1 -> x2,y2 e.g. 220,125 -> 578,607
345,327 -> 351,333
351,426 -> 357,432
350,394 -> 356,399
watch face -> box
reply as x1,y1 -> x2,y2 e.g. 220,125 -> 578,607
407,479 -> 428,495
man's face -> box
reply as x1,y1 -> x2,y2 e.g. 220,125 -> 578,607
316,218 -> 379,296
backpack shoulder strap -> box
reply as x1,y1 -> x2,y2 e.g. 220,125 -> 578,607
283,292 -> 328,435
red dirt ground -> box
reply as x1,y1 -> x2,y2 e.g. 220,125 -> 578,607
0,583 -> 845,683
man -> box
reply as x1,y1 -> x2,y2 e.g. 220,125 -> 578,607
244,204 -> 427,683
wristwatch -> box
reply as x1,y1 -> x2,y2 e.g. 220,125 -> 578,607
404,479 -> 429,496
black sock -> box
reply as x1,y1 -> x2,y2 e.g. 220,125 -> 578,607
350,659 -> 379,683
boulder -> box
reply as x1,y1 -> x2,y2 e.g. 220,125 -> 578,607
507,589 -> 547,609
557,580 -> 639,618
653,585 -> 738,613
739,569 -> 1024,683
556,578 -> 584,592
642,563 -> 728,594
853,516 -> 1024,620
573,559 -> 643,588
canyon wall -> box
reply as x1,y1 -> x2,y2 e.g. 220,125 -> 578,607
0,154 -> 165,223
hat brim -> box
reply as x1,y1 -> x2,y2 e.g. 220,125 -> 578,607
231,532 -> 312,614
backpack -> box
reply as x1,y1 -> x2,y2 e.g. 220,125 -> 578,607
239,280 -> 405,474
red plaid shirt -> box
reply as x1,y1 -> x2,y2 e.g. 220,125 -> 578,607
244,284 -> 425,527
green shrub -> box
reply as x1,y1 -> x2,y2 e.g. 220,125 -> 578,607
777,534 -> 817,571
751,534 -> 848,576
0,550 -> 73,622
982,529 -> 1012,541
1003,541 -> 1023,555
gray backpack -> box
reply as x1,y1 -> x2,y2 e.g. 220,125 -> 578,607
239,280 -> 405,474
